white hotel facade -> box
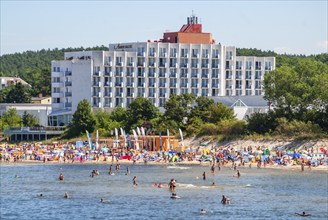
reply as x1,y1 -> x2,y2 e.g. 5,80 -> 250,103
50,16 -> 275,126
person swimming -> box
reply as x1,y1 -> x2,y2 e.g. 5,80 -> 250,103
295,212 -> 311,217
221,195 -> 230,204
200,209 -> 206,214
170,193 -> 181,199
100,198 -> 110,204
59,173 -> 64,181
64,192 -> 69,199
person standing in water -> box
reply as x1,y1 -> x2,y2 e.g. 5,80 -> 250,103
109,164 -> 113,175
132,176 -> 138,186
203,172 -> 206,180
211,164 -> 215,174
59,173 -> 64,181
237,170 -> 241,178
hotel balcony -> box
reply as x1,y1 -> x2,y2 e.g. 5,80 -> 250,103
52,82 -> 64,87
65,71 -> 72,76
52,92 -> 63,98
65,81 -> 72,87
65,102 -> 72,108
65,92 -> 72,97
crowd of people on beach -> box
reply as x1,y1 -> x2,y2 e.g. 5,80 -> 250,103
1,142 -> 327,171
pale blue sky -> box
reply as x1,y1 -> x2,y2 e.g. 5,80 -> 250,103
1,0 -> 327,55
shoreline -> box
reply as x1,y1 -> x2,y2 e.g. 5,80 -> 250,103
1,159 -> 327,171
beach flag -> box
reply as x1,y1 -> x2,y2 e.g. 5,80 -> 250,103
141,127 -> 146,137
120,128 -> 124,138
137,127 -> 141,136
86,130 -> 92,150
133,129 -> 139,150
96,130 -> 99,150
167,129 -> 171,149
179,128 -> 184,146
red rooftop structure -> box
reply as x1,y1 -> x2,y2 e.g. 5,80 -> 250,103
161,14 -> 215,44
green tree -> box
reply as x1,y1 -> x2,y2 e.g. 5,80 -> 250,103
189,96 -> 214,122
126,97 -> 159,130
1,82 -> 31,103
208,103 -> 235,123
264,59 -> 328,118
68,99 -> 96,136
22,111 -> 39,127
109,106 -> 128,126
1,108 -> 21,129
164,94 -> 195,128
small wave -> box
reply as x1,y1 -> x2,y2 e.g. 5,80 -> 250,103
167,166 -> 190,170
245,184 -> 252,187
176,183 -> 197,188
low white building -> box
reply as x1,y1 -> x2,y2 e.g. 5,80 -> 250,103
0,103 -> 51,127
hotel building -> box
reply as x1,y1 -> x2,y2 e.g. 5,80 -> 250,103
50,15 -> 275,126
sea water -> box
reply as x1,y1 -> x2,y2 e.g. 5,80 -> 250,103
0,163 -> 327,220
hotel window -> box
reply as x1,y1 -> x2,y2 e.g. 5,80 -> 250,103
201,69 -> 209,78
181,88 -> 188,94
246,71 -> 252,79
202,49 -> 209,58
191,79 -> 198,87
212,79 -> 219,88
255,61 -> 262,70
170,88 -> 177,95
170,48 -> 177,57
169,78 -> 177,87
180,69 -> 188,78
191,59 -> 198,68
226,51 -> 233,60
181,48 -> 188,57
191,69 -> 198,77
192,49 -> 199,57
246,61 -> 252,69
53,67 -> 56,72
212,49 -> 219,58
191,88 -> 198,96
159,78 -> 166,87
265,61 -> 272,70
149,47 -> 155,56
236,61 -> 242,70
159,48 -> 167,57
127,57 -> 134,66
255,71 -> 262,79
137,88 -> 145,97
53,98 -> 60,103
201,79 -> 209,88
116,57 -> 122,66
236,71 -> 242,79
137,47 -> 145,56
236,80 -> 242,89
246,90 -> 252,95
54,77 -> 61,83
180,79 -> 188,87
201,89 -> 209,96
212,69 -> 219,78
53,87 -> 60,93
